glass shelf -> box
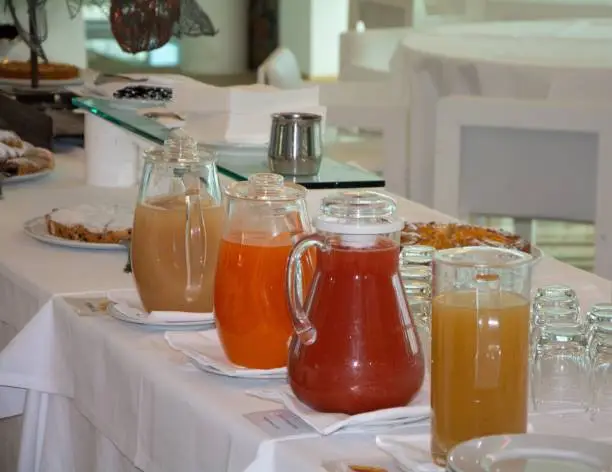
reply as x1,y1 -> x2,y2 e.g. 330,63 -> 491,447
72,97 -> 385,190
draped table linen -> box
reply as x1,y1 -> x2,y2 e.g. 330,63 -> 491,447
0,149 -> 611,471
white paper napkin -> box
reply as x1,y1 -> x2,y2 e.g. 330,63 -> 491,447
180,105 -> 327,146
247,384 -> 430,435
168,83 -> 320,115
164,330 -> 287,379
376,435 -> 442,472
107,289 -> 214,324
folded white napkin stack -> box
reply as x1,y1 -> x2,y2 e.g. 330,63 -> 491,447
182,105 -> 327,145
165,330 -> 287,379
376,435 -> 442,472
166,83 -> 325,145
168,83 -> 320,115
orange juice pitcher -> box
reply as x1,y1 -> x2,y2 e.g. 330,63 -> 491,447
214,173 -> 313,369
431,247 -> 534,467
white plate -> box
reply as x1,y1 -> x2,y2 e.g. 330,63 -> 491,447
0,76 -> 84,88
107,302 -> 214,329
23,216 -> 126,251
447,434 -> 612,472
3,168 -> 52,184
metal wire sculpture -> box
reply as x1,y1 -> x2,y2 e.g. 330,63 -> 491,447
69,0 -> 218,53
3,0 -> 217,59
3,0 -> 48,62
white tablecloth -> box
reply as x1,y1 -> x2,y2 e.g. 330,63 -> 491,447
393,18 -> 612,205
1,146 -> 611,471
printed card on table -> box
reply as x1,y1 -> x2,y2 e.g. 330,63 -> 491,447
244,409 -> 315,438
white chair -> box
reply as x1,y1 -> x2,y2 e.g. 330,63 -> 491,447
483,0 -> 612,21
432,95 -> 612,279
339,27 -> 410,83
257,47 -> 410,193
257,48 -> 305,89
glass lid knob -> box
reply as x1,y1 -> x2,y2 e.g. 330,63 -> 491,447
162,129 -> 200,163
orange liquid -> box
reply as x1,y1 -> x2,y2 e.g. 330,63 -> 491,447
431,290 -> 530,466
214,233 -> 313,369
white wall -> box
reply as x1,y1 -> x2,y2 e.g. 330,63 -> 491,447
279,0 -> 349,78
279,0 -> 312,75
180,0 -> 248,75
2,0 -> 87,68
310,0 -> 349,77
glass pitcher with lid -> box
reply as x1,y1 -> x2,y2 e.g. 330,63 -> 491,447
430,246 -> 533,466
286,190 -> 425,415
214,173 -> 314,370
131,131 -> 223,313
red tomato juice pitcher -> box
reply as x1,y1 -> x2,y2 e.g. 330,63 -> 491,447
286,191 -> 425,414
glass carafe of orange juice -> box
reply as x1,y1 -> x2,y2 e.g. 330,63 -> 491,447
131,131 -> 223,313
431,246 -> 534,466
214,173 -> 313,369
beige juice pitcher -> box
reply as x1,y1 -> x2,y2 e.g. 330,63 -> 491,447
131,131 -> 224,313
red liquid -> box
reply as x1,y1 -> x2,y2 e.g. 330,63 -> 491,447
288,239 -> 425,414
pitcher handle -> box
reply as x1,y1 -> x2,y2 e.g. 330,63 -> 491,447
182,176 -> 207,303
286,234 -> 323,346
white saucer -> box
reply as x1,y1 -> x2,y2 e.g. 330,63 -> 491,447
107,303 -> 214,329
447,434 -> 612,472
106,289 -> 215,329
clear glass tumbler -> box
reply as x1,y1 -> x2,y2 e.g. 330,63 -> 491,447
531,322 -> 589,414
532,284 -> 580,328
589,330 -> 612,424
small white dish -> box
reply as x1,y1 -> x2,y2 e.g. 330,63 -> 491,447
107,289 -> 215,329
4,168 -> 51,184
23,216 -> 126,251
165,330 -> 287,379
447,434 -> 612,472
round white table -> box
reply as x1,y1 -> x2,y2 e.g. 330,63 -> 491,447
392,18 -> 612,205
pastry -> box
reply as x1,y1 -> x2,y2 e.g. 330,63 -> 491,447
45,204 -> 133,244
0,147 -> 54,176
401,222 -> 531,254
0,60 -> 79,80
0,130 -> 26,159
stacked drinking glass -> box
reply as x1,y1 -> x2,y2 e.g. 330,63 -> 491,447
399,245 -> 435,329
531,285 -> 612,422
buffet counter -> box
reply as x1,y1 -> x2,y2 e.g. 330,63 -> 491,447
0,147 -> 610,472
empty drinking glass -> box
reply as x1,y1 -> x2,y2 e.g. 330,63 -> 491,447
532,285 -> 580,328
531,322 -> 589,414
589,330 -> 612,424
399,245 -> 434,329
